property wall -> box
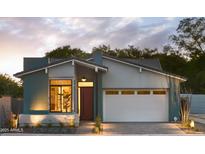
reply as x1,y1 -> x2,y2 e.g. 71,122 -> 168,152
11,98 -> 23,114
0,96 -> 12,127
102,58 -> 170,89
181,94 -> 205,114
48,62 -> 74,78
22,70 -> 48,114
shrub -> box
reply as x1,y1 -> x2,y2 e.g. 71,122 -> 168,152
93,116 -> 103,134
180,96 -> 191,126
69,119 -> 75,127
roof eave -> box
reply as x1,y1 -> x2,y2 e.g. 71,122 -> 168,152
14,58 -> 108,78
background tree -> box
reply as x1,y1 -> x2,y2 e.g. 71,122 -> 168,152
0,74 -> 23,98
169,17 -> 205,93
170,17 -> 205,59
45,45 -> 90,58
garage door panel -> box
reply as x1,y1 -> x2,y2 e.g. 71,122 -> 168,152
103,90 -> 169,122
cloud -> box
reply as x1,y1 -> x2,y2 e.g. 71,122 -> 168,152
0,17 -> 180,77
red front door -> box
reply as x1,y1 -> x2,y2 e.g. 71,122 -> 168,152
80,87 -> 93,120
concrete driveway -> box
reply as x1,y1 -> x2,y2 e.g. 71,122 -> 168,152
76,122 -> 185,135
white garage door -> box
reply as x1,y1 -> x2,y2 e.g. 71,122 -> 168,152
103,89 -> 169,122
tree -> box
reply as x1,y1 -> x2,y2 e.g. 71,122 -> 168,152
170,17 -> 205,59
45,45 -> 90,58
92,45 -> 117,57
0,74 -> 23,98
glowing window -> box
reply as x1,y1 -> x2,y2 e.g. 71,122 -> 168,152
105,90 -> 119,95
153,90 -> 166,95
50,80 -> 72,113
50,80 -> 72,85
78,82 -> 93,87
137,90 -> 150,95
121,90 -> 135,95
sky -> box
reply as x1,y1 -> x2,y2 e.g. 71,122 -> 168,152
0,17 -> 183,79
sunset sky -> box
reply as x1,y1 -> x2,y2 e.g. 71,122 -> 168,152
0,17 -> 183,79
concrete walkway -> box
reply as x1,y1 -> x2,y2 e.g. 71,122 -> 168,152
190,114 -> 205,123
190,114 -> 205,132
75,122 -> 185,135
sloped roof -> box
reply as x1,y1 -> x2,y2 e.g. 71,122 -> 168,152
14,55 -> 186,81
123,58 -> 162,71
14,57 -> 108,77
102,54 -> 186,81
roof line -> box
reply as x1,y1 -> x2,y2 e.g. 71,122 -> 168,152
14,57 -> 108,77
102,55 -> 186,81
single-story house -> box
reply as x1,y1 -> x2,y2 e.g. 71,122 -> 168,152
14,51 -> 186,126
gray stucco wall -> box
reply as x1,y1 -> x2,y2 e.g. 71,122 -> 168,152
102,58 -> 169,88
22,70 -> 48,114
75,64 -> 96,82
190,95 -> 205,114
48,62 -> 74,78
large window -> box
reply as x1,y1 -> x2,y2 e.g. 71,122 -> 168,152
50,80 -> 72,112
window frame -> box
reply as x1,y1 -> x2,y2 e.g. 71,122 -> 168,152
49,79 -> 72,113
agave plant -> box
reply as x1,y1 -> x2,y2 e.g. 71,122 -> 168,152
93,116 -> 103,134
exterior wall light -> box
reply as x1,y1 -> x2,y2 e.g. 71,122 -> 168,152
190,120 -> 195,128
81,76 -> 87,82
173,116 -> 178,122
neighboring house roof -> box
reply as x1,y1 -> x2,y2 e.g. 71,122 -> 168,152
101,54 -> 186,81
123,58 -> 162,71
14,57 -> 108,77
